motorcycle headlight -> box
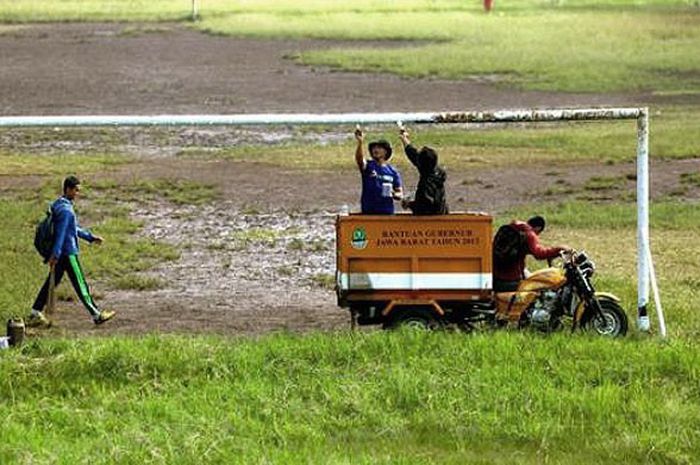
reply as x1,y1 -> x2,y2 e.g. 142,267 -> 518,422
574,252 -> 595,277
575,251 -> 590,265
580,260 -> 595,277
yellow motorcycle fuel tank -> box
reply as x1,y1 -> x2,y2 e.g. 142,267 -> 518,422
517,268 -> 566,292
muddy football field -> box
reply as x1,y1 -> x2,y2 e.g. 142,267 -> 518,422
2,23 -> 697,335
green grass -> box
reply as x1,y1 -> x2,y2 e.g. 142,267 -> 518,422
0,0 -> 480,22
512,200 -> 700,230
1,1 -> 697,93
0,151 -> 128,177
310,272 -> 335,289
1,332 -> 699,464
0,0 -> 194,22
0,0 -> 692,23
231,227 -> 280,249
0,127 -> 128,147
112,274 -> 165,291
89,178 -> 219,205
680,170 -> 700,187
293,10 -> 700,93
185,1 -> 700,94
583,175 -> 625,191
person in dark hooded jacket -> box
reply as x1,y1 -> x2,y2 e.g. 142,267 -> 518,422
398,127 -> 448,215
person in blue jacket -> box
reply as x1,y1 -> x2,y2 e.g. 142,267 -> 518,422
354,126 -> 403,214
27,176 -> 116,327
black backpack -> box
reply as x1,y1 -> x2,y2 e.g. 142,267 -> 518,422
493,224 -> 527,267
34,206 -> 54,261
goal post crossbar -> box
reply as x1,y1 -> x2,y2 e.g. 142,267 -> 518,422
0,108 -> 644,127
0,107 -> 662,337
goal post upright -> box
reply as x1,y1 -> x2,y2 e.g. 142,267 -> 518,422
0,107 -> 661,336
636,109 -> 652,334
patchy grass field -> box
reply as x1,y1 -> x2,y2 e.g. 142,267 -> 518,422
1,0 -> 699,463
0,136 -> 700,464
1,1 -> 698,93
1,120 -> 698,465
292,9 -> 700,93
3,116 -> 698,461
0,142 -> 698,465
0,0 -> 691,21
193,1 -> 700,93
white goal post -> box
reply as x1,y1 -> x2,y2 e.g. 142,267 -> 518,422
191,0 -> 200,21
0,107 -> 665,337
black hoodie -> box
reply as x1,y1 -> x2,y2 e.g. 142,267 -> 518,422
404,144 -> 448,215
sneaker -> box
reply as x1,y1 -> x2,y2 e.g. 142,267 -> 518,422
94,310 -> 116,325
26,312 -> 52,328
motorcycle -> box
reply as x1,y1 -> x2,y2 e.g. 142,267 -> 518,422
489,250 -> 628,337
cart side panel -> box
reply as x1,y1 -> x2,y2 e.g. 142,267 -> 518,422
337,214 -> 493,298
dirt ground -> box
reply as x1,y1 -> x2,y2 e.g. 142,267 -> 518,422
0,22 -> 673,116
3,23 -> 698,335
36,152 -> 700,336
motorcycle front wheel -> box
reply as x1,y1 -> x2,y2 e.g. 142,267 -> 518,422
582,299 -> 628,337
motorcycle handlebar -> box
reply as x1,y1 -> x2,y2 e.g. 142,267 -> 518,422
555,249 -> 578,266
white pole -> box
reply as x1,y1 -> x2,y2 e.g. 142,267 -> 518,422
637,110 -> 651,332
643,231 -> 667,338
0,113 -> 437,127
0,108 -> 643,128
191,0 -> 199,21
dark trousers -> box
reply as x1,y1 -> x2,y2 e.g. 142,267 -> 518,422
32,255 -> 100,317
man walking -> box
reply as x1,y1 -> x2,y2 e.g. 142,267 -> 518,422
27,176 -> 116,327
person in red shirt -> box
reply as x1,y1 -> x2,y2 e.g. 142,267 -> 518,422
493,216 -> 570,292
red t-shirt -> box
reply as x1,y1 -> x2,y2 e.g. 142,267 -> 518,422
493,221 -> 564,281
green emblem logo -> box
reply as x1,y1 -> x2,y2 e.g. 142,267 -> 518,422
351,227 -> 368,250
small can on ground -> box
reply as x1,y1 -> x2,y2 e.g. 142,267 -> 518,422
6,317 -> 26,347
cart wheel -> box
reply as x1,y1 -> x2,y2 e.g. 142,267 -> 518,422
383,307 -> 443,331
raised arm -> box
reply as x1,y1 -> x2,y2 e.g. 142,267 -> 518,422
354,125 -> 366,172
399,127 -> 420,168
